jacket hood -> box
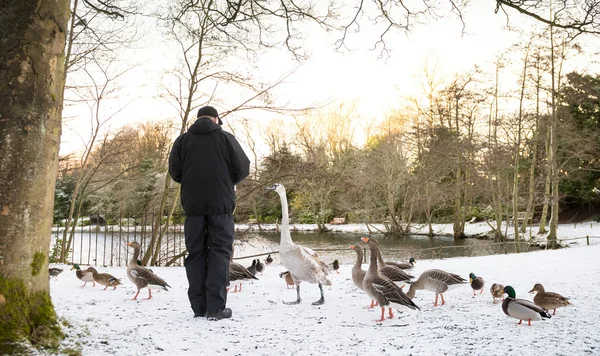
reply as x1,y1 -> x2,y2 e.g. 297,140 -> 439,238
188,117 -> 222,134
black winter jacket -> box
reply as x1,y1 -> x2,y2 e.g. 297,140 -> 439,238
168,118 -> 250,216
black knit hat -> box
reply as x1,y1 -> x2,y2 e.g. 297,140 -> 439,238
197,106 -> 222,125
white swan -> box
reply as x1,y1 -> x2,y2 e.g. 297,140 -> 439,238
266,183 -> 332,305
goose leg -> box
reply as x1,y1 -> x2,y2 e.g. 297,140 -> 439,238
311,283 -> 325,305
517,320 -> 523,325
364,299 -> 378,309
132,290 -> 140,300
144,289 -> 153,300
387,308 -> 394,319
434,294 -> 439,307
284,284 -> 302,305
440,293 -> 446,305
375,308 -> 385,322
527,319 -> 532,326
552,308 -> 556,315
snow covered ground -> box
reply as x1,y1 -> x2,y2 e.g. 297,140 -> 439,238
50,223 -> 600,355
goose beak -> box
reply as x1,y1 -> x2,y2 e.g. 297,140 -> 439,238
361,237 -> 369,243
125,242 -> 132,247
349,245 -> 355,249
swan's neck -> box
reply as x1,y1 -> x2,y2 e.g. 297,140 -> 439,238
368,245 -> 379,273
278,190 -> 292,244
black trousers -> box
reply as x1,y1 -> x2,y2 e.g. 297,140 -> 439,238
184,214 -> 234,314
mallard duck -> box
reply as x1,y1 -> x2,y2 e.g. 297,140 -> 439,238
266,183 -> 332,305
503,285 -> 551,325
490,283 -> 505,303
49,267 -> 63,279
406,269 -> 467,306
87,267 -> 122,290
469,272 -> 485,296
246,259 -> 257,276
125,242 -> 171,300
265,254 -> 274,265
332,260 -> 340,274
361,238 -> 420,322
528,283 -> 571,315
71,264 -> 95,287
255,259 -> 265,275
280,271 -> 295,289
229,261 -> 259,293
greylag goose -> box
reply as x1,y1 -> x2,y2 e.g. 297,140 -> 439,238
503,285 -> 551,325
266,183 -> 332,305
528,283 -> 571,315
350,245 -> 377,308
125,242 -> 171,300
71,264 -> 95,287
361,238 -> 420,322
384,257 -> 416,270
255,259 -> 265,275
229,261 -> 258,293
490,283 -> 505,303
87,267 -> 122,290
374,247 -> 414,283
469,272 -> 485,296
406,269 -> 467,306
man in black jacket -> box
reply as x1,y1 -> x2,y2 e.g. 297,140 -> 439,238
168,106 -> 250,320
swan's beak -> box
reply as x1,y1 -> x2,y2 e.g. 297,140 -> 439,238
361,237 -> 369,243
265,184 -> 276,191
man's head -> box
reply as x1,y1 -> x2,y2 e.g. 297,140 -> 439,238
197,106 -> 222,125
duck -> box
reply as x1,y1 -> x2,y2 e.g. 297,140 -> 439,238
247,259 -> 257,276
266,183 -> 332,305
71,264 -> 95,287
125,241 -> 171,300
332,260 -> 340,274
255,259 -> 265,275
361,237 -> 420,322
49,267 -> 63,279
469,272 -> 485,296
406,269 -> 467,306
87,267 -> 122,291
229,261 -> 259,293
490,283 -> 505,303
265,254 -> 274,265
528,283 -> 571,315
279,271 -> 296,289
503,285 -> 551,325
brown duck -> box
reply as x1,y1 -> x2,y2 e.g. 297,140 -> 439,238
125,242 -> 171,300
528,283 -> 571,315
490,283 -> 505,303
279,271 -> 295,289
87,267 -> 122,290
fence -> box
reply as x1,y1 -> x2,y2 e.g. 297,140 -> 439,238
52,213 -> 600,267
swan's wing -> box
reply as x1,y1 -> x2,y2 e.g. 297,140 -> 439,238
301,245 -> 319,259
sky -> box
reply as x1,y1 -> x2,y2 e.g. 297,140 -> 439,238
58,1 -> 600,158
49,221 -> 600,355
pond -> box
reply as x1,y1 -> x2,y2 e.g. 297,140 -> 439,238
52,227 -> 538,268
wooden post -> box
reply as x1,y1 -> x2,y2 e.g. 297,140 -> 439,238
363,247 -> 367,263
587,235 -> 589,246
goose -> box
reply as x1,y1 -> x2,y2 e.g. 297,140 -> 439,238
87,267 -> 122,291
384,257 -> 417,270
490,283 -> 505,303
265,254 -> 274,265
361,238 -> 420,322
229,261 -> 258,293
406,269 -> 467,306
528,283 -> 571,315
350,245 -> 376,308
255,259 -> 265,275
503,285 -> 551,325
71,264 -> 95,287
125,242 -> 171,300
374,246 -> 414,283
469,272 -> 485,296
279,271 -> 296,289
266,183 -> 332,305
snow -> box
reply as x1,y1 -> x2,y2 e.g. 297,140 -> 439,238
50,223 -> 600,355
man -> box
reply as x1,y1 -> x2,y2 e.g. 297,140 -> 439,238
169,106 -> 250,320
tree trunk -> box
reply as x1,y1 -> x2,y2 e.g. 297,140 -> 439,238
0,0 -> 70,350
547,17 -> 559,248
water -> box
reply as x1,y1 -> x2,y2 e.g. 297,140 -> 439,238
52,227 -> 538,267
